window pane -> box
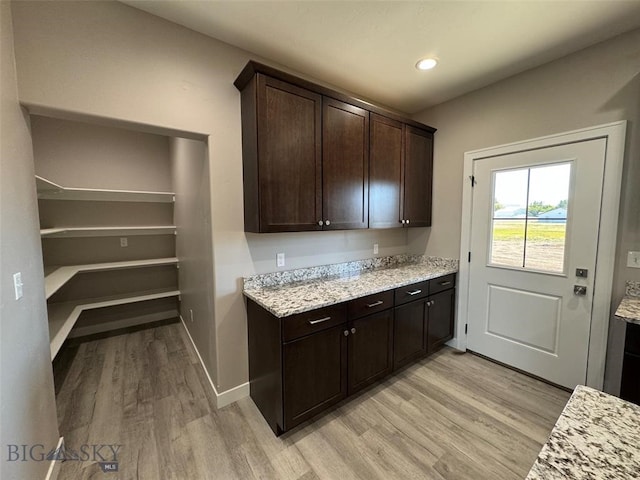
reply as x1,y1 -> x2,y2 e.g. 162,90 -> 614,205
490,168 -> 528,267
524,220 -> 567,271
491,219 -> 526,267
525,163 -> 570,273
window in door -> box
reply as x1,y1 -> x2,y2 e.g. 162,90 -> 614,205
490,162 -> 572,274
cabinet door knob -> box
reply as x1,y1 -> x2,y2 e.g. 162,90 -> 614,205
406,219 -> 410,225
325,220 -> 331,226
351,327 -> 356,334
427,301 -> 433,307
318,220 -> 324,226
400,219 -> 405,224
343,330 -> 349,337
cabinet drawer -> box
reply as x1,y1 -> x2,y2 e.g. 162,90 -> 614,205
348,290 -> 393,319
394,280 -> 429,306
283,304 -> 347,342
429,274 -> 456,295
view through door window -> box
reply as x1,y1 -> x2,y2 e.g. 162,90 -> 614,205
490,162 -> 571,273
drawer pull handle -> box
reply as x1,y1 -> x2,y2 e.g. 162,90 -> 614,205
407,289 -> 422,296
308,316 -> 331,325
439,281 -> 452,286
366,300 -> 384,308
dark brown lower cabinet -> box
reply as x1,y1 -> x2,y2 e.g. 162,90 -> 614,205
247,273 -> 456,435
427,288 -> 456,353
348,310 -> 393,394
283,324 -> 348,429
621,322 -> 640,405
393,300 -> 426,370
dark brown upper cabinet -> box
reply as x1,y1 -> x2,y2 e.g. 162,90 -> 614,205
235,61 -> 435,233
404,126 -> 433,227
369,114 -> 404,229
369,114 -> 434,229
322,98 -> 369,230
240,74 -> 322,232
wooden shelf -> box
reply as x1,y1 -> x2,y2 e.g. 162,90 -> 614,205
40,226 -> 176,238
36,175 -> 175,203
48,288 -> 181,360
45,257 -> 179,299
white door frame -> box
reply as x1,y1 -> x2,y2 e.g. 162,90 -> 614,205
455,121 -> 627,389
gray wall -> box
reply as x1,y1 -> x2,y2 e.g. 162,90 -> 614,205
170,137 -> 217,383
31,115 -> 172,191
410,28 -> 640,394
0,3 -> 59,479
10,1 -> 409,393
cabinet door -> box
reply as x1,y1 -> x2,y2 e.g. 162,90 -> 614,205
403,126 -> 433,227
369,114 -> 403,229
322,98 -> 369,230
283,324 -> 348,430
393,300 -> 426,370
621,353 -> 640,405
348,310 -> 393,394
426,288 -> 455,353
257,75 -> 322,232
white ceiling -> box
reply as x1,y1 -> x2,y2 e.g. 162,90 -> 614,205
123,1 -> 640,114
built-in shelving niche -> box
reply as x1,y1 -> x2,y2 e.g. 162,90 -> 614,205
31,114 -> 212,360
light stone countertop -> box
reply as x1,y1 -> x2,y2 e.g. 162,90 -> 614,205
615,281 -> 640,325
243,260 -> 457,318
526,385 -> 640,480
616,296 -> 640,325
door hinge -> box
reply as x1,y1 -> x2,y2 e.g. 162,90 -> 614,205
468,251 -> 471,262
465,324 -> 468,334
469,175 -> 476,187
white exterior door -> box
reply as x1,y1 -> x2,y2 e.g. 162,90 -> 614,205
467,139 -> 606,389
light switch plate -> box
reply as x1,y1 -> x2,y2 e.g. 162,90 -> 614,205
628,251 -> 640,268
276,253 -> 285,268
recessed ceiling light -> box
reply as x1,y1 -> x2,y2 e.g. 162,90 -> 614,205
415,57 -> 438,71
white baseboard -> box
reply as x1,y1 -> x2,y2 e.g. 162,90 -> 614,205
45,437 -> 64,480
68,310 -> 178,338
216,380 -> 250,408
179,316 -> 249,408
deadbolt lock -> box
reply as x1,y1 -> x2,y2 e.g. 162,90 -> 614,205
576,268 -> 588,278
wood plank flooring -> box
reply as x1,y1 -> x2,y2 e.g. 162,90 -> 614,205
55,323 -> 570,480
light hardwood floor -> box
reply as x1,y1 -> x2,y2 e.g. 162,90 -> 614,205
54,322 -> 570,480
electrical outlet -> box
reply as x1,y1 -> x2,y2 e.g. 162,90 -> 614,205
120,237 -> 128,247
373,243 -> 379,255
13,272 -> 23,300
628,251 -> 640,268
276,253 -> 285,267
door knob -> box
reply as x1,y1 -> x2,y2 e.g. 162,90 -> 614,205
325,220 -> 331,226
343,330 -> 349,336
573,285 -> 587,296
318,220 -> 324,226
351,327 -> 356,334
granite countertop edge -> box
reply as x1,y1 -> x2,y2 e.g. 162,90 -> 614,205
615,295 -> 640,325
244,264 -> 458,318
525,384 -> 640,479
